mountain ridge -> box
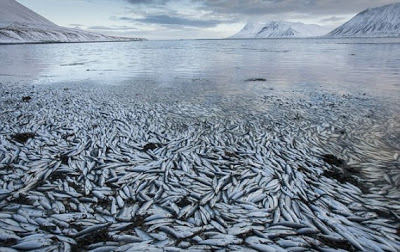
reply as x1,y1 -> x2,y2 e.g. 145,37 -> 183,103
326,3 -> 400,38
0,0 -> 56,28
230,21 -> 330,39
0,0 -> 144,44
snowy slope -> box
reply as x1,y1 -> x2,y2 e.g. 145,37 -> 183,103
231,21 -> 330,38
0,0 -> 56,28
230,23 -> 267,38
0,0 -> 143,43
327,3 -> 400,38
0,23 -> 143,43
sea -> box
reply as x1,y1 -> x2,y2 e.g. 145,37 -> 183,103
1,38 -> 400,98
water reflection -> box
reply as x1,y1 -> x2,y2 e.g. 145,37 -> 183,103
0,44 -> 46,78
0,38 -> 399,101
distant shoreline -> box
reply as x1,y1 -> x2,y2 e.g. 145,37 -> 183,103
0,38 -> 146,46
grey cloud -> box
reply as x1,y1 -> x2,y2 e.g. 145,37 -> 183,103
121,15 -> 224,27
320,16 -> 346,23
197,0 -> 398,16
118,0 -> 399,39
88,26 -> 113,30
122,0 -> 399,17
125,0 -> 170,5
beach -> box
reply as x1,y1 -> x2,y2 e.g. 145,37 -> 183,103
1,79 -> 399,251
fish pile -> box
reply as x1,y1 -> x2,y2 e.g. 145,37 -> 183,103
0,83 -> 399,251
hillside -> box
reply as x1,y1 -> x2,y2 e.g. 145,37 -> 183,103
327,3 -> 400,38
230,21 -> 330,38
0,0 -> 143,43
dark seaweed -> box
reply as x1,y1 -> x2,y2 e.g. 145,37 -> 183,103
71,228 -> 110,252
315,235 -> 355,251
22,96 -> 32,102
176,197 -> 192,208
62,133 -> 75,140
322,154 -> 368,193
322,154 -> 345,167
11,132 -> 36,144
143,143 -> 163,152
57,154 -> 69,165
224,151 -> 238,158
132,215 -> 147,229
245,78 -> 267,82
0,238 -> 18,247
8,194 -> 33,205
48,170 -> 67,181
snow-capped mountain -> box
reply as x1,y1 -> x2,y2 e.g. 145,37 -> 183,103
0,0 -> 143,43
230,21 -> 330,39
327,3 -> 400,38
0,0 -> 56,28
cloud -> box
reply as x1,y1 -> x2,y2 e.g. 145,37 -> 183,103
88,25 -> 138,31
320,16 -> 346,23
116,0 -> 400,39
196,0 -> 399,16
122,0 -> 399,23
125,0 -> 170,5
121,15 -> 225,28
69,24 -> 84,27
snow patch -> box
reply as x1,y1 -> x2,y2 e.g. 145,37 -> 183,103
0,0 -> 144,43
230,21 -> 330,39
326,3 -> 400,38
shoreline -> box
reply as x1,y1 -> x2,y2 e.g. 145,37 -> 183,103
0,82 -> 399,250
0,38 -> 146,46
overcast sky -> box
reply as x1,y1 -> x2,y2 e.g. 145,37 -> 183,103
17,0 -> 399,40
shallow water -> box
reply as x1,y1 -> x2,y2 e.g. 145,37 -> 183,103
1,38 -> 400,100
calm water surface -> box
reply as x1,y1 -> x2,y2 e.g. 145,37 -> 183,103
1,38 -> 400,102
